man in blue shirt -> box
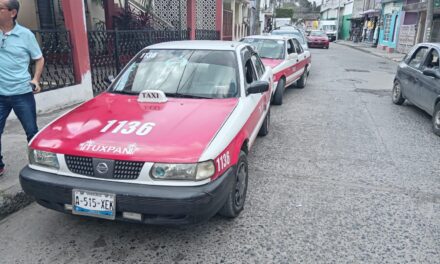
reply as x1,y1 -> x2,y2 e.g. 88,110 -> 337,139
0,0 -> 44,176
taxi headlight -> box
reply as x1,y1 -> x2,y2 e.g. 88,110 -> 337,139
151,160 -> 215,181
28,148 -> 59,169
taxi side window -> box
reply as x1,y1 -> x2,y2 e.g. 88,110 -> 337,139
244,59 -> 257,85
251,54 -> 265,78
422,49 -> 439,71
287,40 -> 296,54
293,39 -> 304,54
408,47 -> 429,68
241,48 -> 258,87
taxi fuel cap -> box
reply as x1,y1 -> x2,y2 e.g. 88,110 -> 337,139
138,90 -> 168,103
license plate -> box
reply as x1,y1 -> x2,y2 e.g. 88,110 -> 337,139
72,189 -> 116,220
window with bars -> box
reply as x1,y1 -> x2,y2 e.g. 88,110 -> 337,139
384,14 -> 392,41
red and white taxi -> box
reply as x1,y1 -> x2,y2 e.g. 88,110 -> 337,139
242,35 -> 311,105
20,41 -> 273,224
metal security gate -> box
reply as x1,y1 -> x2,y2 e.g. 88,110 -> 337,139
195,30 -> 220,40
31,30 -> 76,91
88,29 -> 190,94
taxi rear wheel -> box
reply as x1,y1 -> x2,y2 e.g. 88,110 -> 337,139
218,151 -> 248,218
272,79 -> 285,105
258,109 -> 270,137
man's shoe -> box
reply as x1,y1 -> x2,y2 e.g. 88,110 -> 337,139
0,167 -> 4,176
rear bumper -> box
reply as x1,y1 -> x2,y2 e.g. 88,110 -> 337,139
20,165 -> 235,225
308,42 -> 329,48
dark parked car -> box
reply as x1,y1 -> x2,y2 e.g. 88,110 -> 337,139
393,43 -> 440,136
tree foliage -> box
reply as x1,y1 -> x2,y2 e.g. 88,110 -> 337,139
275,8 -> 293,18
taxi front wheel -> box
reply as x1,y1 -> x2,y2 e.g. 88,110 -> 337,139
272,79 -> 285,105
218,151 -> 248,218
258,109 -> 270,137
297,68 -> 308,88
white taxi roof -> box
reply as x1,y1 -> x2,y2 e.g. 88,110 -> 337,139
147,40 -> 245,51
243,35 -> 289,41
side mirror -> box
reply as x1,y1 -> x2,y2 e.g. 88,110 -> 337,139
104,75 -> 115,85
247,81 -> 269,95
423,69 -> 440,79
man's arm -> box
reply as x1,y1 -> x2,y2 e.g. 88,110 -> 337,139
30,57 -> 45,93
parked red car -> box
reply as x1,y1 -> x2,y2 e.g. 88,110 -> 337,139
307,30 -> 330,49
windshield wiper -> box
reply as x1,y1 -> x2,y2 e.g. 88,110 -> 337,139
111,90 -> 138,95
167,93 -> 212,99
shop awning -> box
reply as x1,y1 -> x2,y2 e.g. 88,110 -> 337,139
359,9 -> 381,15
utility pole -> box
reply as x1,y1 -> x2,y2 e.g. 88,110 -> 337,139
424,0 -> 434,42
256,0 -> 261,35
336,0 -> 341,41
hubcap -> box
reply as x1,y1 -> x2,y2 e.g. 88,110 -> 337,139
234,162 -> 247,207
393,83 -> 400,101
435,110 -> 440,129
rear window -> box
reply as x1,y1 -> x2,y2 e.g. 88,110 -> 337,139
242,38 -> 285,59
310,31 -> 327,37
271,30 -> 305,44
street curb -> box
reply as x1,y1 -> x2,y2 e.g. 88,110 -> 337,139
0,185 -> 34,220
334,41 -> 402,64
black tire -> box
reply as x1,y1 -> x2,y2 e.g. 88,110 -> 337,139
432,102 -> 440,136
258,109 -> 270,137
218,151 -> 248,218
272,78 -> 285,105
392,80 -> 405,105
296,68 -> 308,89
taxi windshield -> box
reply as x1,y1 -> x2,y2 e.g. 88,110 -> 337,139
109,49 -> 239,99
241,38 -> 285,59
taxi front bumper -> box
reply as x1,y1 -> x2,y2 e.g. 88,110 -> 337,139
19,165 -> 235,225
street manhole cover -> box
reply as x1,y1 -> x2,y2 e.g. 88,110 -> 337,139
345,69 -> 371,73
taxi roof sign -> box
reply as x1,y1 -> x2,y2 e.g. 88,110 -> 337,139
138,90 -> 168,103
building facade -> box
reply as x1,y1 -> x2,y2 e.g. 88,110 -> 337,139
378,0 -> 404,52
14,0 -> 251,115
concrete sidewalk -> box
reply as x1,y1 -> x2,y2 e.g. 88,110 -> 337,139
335,40 -> 406,63
0,105 -> 77,220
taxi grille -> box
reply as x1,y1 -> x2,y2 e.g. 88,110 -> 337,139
114,160 -> 144,179
65,155 -> 144,180
65,155 -> 93,176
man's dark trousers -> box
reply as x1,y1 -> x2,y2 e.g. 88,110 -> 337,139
0,92 -> 38,169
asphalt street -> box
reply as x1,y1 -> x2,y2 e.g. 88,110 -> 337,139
1,43 -> 439,263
